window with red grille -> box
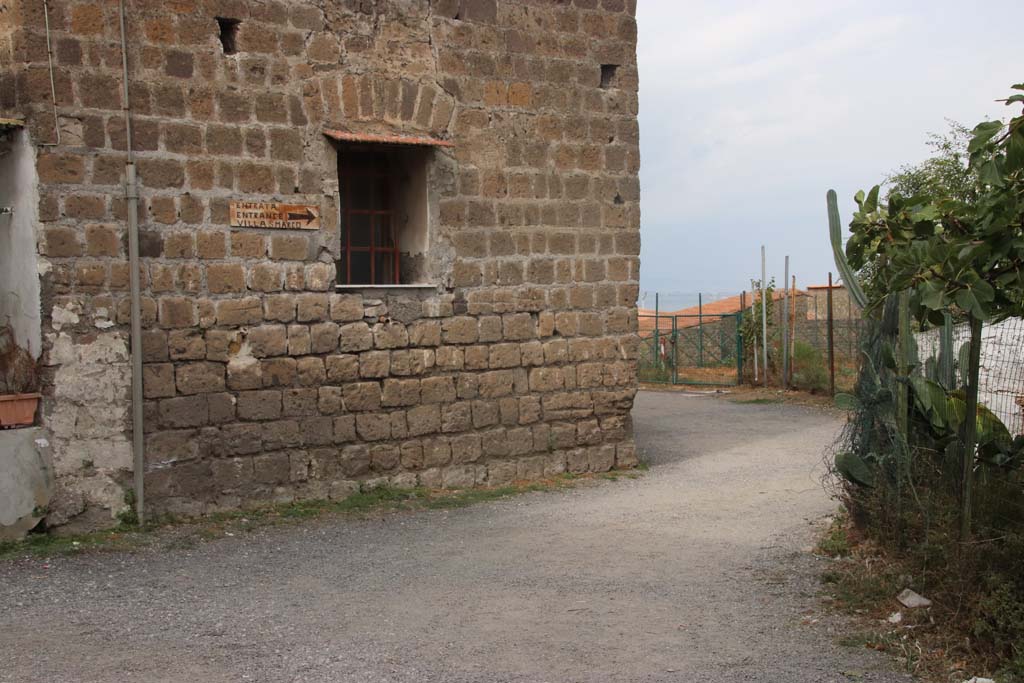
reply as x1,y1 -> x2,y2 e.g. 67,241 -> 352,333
337,148 -> 399,285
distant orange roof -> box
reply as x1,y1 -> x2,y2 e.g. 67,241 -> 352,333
638,290 -> 806,334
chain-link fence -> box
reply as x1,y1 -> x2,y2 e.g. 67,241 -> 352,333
637,294 -> 743,386
831,298 -> 1024,552
735,282 -> 865,393
638,285 -> 868,392
916,317 -> 1024,436
794,285 -> 865,393
638,313 -> 742,386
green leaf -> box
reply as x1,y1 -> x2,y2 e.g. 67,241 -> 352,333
864,186 -> 880,213
955,287 -> 989,319
995,271 -> 1019,286
978,159 -> 1005,188
910,375 -> 956,431
958,243 -> 979,260
969,120 -> 1004,153
973,278 -> 995,303
909,375 -> 934,412
927,308 -> 946,326
879,340 -> 897,370
910,203 -> 939,221
1007,129 -> 1024,171
977,401 -> 1012,448
835,452 -> 875,488
919,279 -> 946,310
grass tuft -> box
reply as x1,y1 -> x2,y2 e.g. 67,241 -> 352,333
816,509 -> 1008,681
0,469 -> 643,561
816,515 -> 852,558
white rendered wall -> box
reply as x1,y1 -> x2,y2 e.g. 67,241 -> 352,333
917,320 -> 1024,435
0,129 -> 42,359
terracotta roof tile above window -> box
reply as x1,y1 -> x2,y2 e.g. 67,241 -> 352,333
323,129 -> 454,148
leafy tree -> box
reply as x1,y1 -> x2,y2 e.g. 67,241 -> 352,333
846,89 -> 1024,324
850,121 -> 981,301
742,278 -> 775,378
843,83 -> 1024,537
885,120 -> 977,204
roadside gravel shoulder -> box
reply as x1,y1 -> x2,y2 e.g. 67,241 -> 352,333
0,390 -> 906,683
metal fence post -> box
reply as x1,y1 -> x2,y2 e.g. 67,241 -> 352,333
761,247 -> 768,388
671,315 -> 679,385
740,291 -> 747,383
653,292 -> 660,376
940,311 -> 954,388
896,290 -> 912,441
782,255 -> 790,389
790,275 -> 797,387
720,310 -> 727,366
750,280 -> 759,384
735,311 -> 743,384
697,293 -> 704,368
827,272 -> 835,396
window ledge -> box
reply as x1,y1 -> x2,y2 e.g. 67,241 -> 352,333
334,284 -> 440,291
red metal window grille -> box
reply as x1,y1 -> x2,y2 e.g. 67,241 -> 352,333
338,148 -> 399,285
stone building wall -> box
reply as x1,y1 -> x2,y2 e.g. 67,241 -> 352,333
1,0 -> 641,530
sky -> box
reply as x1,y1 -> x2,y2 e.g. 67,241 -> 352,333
636,0 -> 1024,309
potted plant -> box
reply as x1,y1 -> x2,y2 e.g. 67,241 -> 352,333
0,325 -> 40,429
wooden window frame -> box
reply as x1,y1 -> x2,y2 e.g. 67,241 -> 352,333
338,147 -> 400,286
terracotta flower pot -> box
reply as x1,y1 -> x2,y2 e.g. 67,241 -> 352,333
0,393 -> 41,428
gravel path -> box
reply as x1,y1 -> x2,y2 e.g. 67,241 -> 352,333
0,391 -> 908,682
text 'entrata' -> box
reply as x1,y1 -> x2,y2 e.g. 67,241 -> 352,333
229,201 -> 321,230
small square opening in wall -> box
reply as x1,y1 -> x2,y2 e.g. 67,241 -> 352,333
216,17 -> 241,55
600,64 -> 619,89
335,144 -> 431,286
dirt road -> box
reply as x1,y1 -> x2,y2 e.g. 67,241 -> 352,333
0,391 -> 906,682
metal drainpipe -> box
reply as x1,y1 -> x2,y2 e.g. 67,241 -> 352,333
40,0 -> 61,146
118,0 -> 145,524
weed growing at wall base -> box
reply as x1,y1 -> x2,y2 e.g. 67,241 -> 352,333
0,472 -> 641,561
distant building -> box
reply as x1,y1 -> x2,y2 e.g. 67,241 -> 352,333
805,284 -> 861,321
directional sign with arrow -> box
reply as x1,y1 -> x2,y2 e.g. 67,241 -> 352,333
229,201 -> 321,230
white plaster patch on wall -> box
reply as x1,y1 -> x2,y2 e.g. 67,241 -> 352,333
226,338 -> 257,374
0,427 -> 54,540
45,330 -> 132,523
92,306 -> 114,329
0,129 -> 42,358
50,301 -> 81,331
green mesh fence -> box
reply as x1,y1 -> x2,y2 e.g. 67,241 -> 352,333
829,300 -> 1024,545
638,313 -> 742,386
